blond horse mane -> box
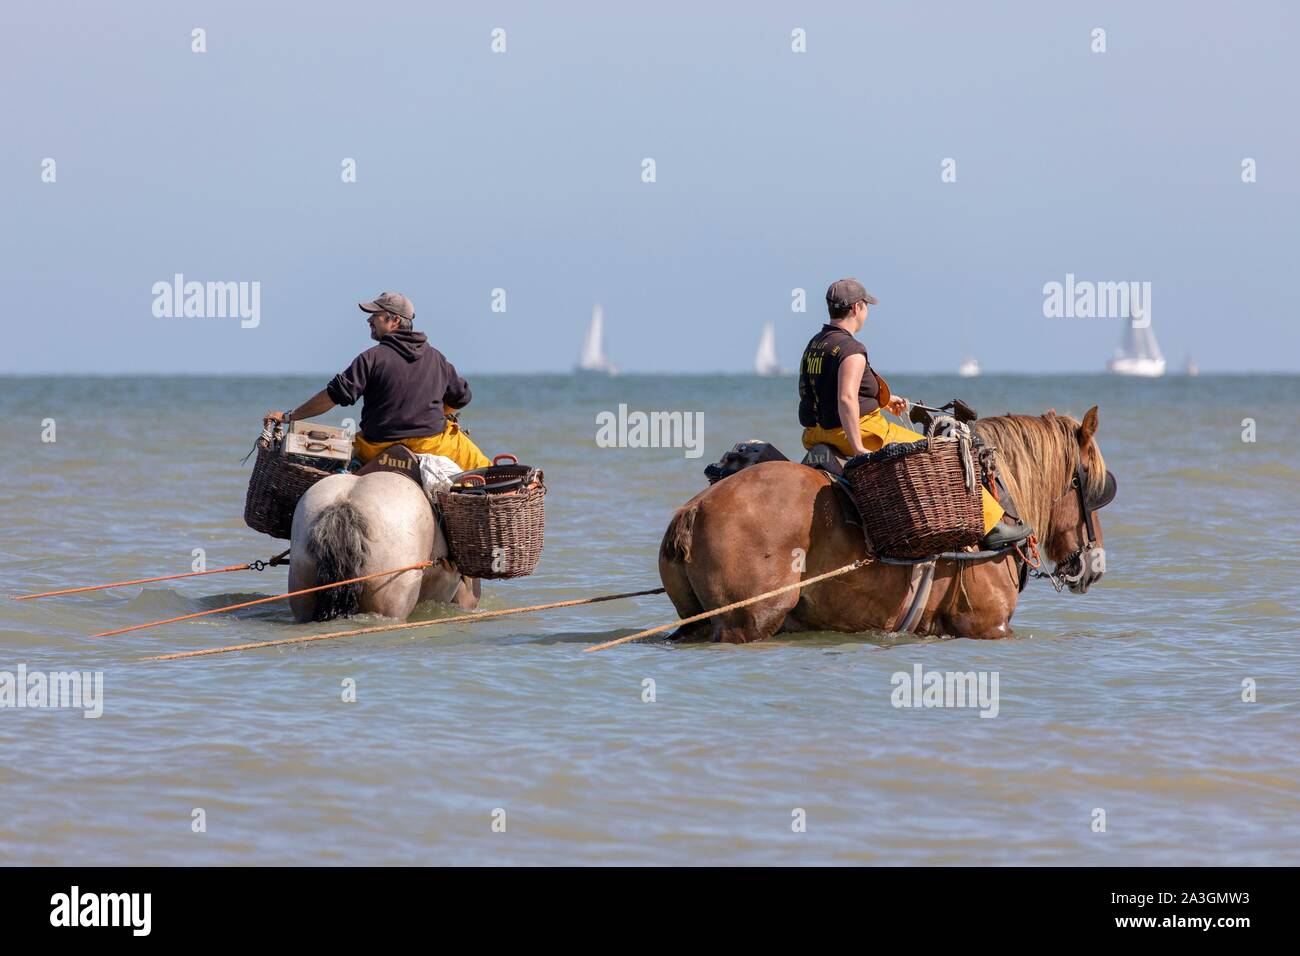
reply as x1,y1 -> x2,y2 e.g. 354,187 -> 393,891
972,412 -> 1106,536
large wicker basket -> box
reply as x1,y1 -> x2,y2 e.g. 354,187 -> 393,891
437,455 -> 546,579
843,437 -> 983,558
244,438 -> 335,539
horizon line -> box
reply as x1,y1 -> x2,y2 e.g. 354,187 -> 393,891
0,369 -> 1291,378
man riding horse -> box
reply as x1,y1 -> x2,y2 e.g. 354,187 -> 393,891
798,278 -> 1032,551
263,291 -> 487,622
264,291 -> 490,472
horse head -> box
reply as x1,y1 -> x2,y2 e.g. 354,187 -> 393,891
975,405 -> 1117,595
1040,406 -> 1116,594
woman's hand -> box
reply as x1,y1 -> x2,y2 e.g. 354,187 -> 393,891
887,395 -> 908,416
264,410 -> 285,423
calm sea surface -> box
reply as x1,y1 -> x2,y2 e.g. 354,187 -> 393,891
1,373 -> 1297,865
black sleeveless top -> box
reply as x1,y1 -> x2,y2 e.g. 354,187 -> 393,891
797,325 -> 880,429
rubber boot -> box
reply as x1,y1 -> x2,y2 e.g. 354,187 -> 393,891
980,474 -> 1033,550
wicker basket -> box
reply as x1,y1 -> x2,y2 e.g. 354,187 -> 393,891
243,439 -> 335,539
437,455 -> 546,579
843,437 -> 983,558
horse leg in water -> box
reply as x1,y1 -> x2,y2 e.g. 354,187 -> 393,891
927,559 -> 1019,639
419,560 -> 479,610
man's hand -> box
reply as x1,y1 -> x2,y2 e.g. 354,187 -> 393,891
887,395 -> 908,416
264,390 -> 336,427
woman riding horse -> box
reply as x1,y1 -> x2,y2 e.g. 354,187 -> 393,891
660,404 -> 1114,642
798,278 -> 1032,551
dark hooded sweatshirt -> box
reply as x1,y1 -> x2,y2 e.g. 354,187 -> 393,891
326,330 -> 472,442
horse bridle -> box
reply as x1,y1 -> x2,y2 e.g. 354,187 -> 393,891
1027,458 -> 1116,592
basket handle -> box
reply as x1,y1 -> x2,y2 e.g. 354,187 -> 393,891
457,474 -> 487,488
492,453 -> 518,466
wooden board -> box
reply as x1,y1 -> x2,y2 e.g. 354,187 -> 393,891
281,421 -> 353,463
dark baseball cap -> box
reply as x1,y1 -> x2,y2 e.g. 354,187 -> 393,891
826,278 -> 878,311
358,291 -> 415,321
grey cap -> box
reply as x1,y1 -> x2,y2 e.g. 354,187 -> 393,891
358,291 -> 415,321
826,278 -> 878,311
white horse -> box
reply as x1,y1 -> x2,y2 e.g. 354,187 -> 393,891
287,471 -> 478,621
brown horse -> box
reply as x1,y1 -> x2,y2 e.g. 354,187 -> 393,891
658,406 -> 1112,642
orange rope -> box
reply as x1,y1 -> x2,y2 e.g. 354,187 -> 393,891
1014,534 -> 1043,570
91,560 -> 432,639
585,559 -> 867,653
138,587 -> 668,661
13,552 -> 289,601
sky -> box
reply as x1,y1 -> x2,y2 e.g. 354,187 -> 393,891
2,0 -> 1298,374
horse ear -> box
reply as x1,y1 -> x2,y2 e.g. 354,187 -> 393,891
1079,405 -> 1099,447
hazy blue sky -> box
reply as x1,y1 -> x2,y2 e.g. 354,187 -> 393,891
3,1 -> 1297,374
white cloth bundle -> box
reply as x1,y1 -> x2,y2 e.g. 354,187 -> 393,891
414,454 -> 465,499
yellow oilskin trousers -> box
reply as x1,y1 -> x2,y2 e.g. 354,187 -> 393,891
354,420 -> 491,472
802,408 -> 1004,534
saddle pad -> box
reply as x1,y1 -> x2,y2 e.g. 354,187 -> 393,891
801,442 -> 846,477
354,443 -> 424,490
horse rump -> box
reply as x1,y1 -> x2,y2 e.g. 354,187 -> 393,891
306,500 -> 371,621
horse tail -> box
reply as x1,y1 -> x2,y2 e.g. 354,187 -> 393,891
306,500 -> 371,621
660,502 -> 698,564
659,501 -> 708,639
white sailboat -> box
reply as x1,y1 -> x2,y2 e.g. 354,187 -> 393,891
755,322 -> 783,376
1185,354 -> 1199,377
575,303 -> 617,376
957,356 -> 981,377
1107,321 -> 1166,377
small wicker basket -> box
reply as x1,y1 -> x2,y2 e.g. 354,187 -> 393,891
437,455 -> 546,579
843,437 -> 983,558
243,432 -> 336,540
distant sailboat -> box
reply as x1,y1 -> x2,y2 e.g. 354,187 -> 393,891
1107,321 -> 1166,377
958,356 -> 981,378
1185,354 -> 1199,376
755,322 -> 783,376
575,304 -> 617,376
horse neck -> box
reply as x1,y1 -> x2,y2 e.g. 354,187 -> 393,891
975,416 -> 1074,535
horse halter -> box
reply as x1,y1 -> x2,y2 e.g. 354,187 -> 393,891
1055,458 -> 1117,586
1026,456 -> 1117,592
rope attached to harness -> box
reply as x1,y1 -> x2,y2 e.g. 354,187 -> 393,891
12,550 -> 291,601
93,560 -> 433,638
585,559 -> 869,652
140,586 -> 668,661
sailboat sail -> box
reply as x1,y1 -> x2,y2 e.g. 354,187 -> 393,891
576,304 -> 617,375
1119,324 -> 1164,363
1108,320 -> 1166,376
755,323 -> 781,375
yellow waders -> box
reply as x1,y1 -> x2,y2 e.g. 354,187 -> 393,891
802,408 -> 1004,534
353,420 -> 491,472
